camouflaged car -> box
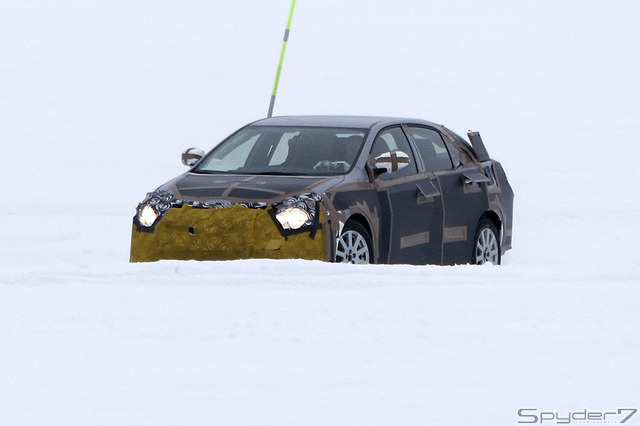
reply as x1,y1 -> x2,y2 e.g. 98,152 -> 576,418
130,116 -> 513,265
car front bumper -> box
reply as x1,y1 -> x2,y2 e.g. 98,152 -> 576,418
130,203 -> 328,262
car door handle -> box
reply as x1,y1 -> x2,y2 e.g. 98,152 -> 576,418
416,181 -> 440,199
462,170 -> 491,185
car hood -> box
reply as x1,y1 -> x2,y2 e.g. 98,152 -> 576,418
161,172 -> 345,203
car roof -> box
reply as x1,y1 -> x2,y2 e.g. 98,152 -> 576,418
249,115 -> 439,129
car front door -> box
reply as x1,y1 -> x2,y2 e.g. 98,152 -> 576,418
369,126 -> 444,265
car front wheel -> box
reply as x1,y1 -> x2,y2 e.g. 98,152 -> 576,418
335,221 -> 373,264
473,219 -> 501,265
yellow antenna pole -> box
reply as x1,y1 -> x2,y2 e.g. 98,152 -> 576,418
267,0 -> 297,118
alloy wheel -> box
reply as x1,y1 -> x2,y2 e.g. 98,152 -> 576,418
336,230 -> 370,264
475,227 -> 500,265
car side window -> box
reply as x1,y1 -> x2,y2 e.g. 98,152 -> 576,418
444,141 -> 461,168
370,127 -> 418,180
407,126 -> 453,172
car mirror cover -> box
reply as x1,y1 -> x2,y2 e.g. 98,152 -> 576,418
181,148 -> 205,167
374,150 -> 410,174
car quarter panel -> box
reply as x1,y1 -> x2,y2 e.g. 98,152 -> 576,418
488,160 -> 514,252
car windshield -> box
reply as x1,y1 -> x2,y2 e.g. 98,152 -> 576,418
193,126 -> 368,176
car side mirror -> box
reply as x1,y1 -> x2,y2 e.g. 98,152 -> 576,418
181,148 -> 205,167
373,150 -> 410,175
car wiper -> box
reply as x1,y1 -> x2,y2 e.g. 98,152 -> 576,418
191,170 -> 254,175
190,169 -> 225,174
256,171 -> 309,176
192,170 -> 314,176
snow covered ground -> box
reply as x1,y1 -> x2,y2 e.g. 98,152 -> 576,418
1,1 -> 639,424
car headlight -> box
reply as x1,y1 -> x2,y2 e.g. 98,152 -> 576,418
276,207 -> 311,230
138,204 -> 159,227
270,193 -> 322,235
134,190 -> 175,231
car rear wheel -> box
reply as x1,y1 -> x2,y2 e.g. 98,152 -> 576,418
473,219 -> 501,265
335,221 -> 373,264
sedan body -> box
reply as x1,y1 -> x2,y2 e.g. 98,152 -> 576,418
130,116 -> 513,265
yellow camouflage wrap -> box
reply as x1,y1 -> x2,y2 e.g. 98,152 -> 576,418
130,204 -> 327,262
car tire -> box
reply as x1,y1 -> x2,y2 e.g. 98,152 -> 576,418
335,221 -> 373,264
473,218 -> 501,265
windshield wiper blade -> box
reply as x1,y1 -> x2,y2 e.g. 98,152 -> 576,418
190,169 -> 225,174
257,171 -> 309,176
192,170 -> 312,176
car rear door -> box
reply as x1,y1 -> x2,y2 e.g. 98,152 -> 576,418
410,128 -> 489,265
